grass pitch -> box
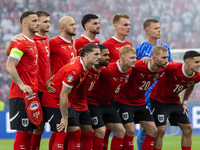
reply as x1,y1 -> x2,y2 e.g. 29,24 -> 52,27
0,135 -> 200,150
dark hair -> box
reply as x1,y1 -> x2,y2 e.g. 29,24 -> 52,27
183,50 -> 200,61
81,14 -> 99,30
36,10 -> 50,17
79,43 -> 99,57
98,44 -> 107,52
143,19 -> 159,30
20,11 -> 36,24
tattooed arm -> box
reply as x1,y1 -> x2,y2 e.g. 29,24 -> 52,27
6,56 -> 33,96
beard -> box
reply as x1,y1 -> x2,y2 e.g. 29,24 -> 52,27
67,30 -> 76,36
28,25 -> 39,33
90,29 -> 100,34
99,61 -> 109,66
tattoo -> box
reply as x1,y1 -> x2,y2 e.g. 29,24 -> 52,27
7,56 -> 24,87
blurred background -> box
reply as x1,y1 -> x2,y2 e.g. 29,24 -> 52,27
0,0 -> 200,139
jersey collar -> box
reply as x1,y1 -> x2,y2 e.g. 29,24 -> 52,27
35,33 -> 46,38
92,65 -> 100,71
117,60 -> 126,73
80,58 -> 87,71
182,64 -> 195,78
23,34 -> 34,42
148,61 -> 156,72
112,36 -> 125,43
59,36 -> 71,43
81,35 -> 95,42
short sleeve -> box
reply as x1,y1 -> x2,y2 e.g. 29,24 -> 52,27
62,71 -> 79,88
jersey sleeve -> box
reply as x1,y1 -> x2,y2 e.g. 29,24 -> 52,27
49,38 -> 56,54
62,70 -> 80,88
135,45 -> 141,60
10,41 -> 26,60
165,45 -> 173,62
74,39 -> 82,51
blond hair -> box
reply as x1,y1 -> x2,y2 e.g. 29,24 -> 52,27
119,46 -> 136,57
112,13 -> 130,25
152,45 -> 168,56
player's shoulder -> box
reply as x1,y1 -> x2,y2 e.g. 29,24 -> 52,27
10,38 -> 31,50
124,40 -> 132,46
49,36 -> 59,44
102,37 -> 113,45
158,41 -> 170,49
166,62 -> 182,70
135,41 -> 150,50
75,36 -> 84,42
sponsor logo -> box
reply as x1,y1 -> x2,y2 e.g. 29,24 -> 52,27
91,116 -> 98,125
10,111 -> 19,122
158,115 -> 164,123
187,81 -> 194,87
122,112 -> 129,120
67,75 -> 74,82
30,101 -> 39,110
68,46 -> 72,50
153,74 -> 159,81
22,118 -> 29,127
140,73 -> 144,78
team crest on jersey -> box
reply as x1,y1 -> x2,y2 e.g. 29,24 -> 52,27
125,75 -> 129,83
122,112 -> 129,120
187,81 -> 194,87
158,115 -> 164,123
22,118 -> 29,127
67,75 -> 74,83
153,74 -> 159,81
68,46 -> 72,50
91,117 -> 98,125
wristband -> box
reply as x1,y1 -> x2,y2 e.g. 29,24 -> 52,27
182,100 -> 187,105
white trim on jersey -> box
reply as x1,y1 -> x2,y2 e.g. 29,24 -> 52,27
112,36 -> 125,43
62,81 -> 73,88
148,61 -> 156,72
59,36 -> 71,43
117,60 -> 126,73
80,57 -> 87,71
81,35 -> 95,42
182,64 -> 195,78
10,55 -> 21,60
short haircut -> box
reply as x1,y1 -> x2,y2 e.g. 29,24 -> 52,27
36,10 -> 50,18
81,14 -> 99,30
98,44 -> 108,52
143,19 -> 159,30
112,13 -> 130,25
79,43 -> 99,57
152,45 -> 168,56
20,11 -> 36,24
119,46 -> 136,57
183,50 -> 200,61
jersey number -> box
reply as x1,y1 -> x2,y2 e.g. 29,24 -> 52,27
115,84 -> 121,93
139,81 -> 151,91
173,84 -> 184,93
71,53 -> 74,58
88,81 -> 95,91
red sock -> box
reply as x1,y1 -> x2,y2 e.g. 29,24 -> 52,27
111,136 -> 123,150
27,133 -> 33,149
142,134 -> 156,150
81,132 -> 94,150
49,132 -> 56,150
52,132 -> 67,150
182,146 -> 191,150
123,134 -> 134,150
93,136 -> 104,150
68,129 -> 82,150
103,129 -> 111,150
14,131 -> 31,150
64,134 -> 70,150
31,134 -> 41,150
154,149 -> 161,150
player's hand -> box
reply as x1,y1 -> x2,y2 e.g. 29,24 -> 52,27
57,118 -> 68,132
20,84 -> 33,97
46,80 -> 56,93
141,57 -> 151,64
10,34 -> 25,43
182,103 -> 189,115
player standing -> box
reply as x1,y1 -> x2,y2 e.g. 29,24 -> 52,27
6,11 -> 39,150
115,46 -> 169,150
75,13 -> 100,54
49,16 -> 77,75
136,19 -> 173,150
71,44 -> 109,150
150,50 -> 200,150
87,46 -> 136,150
41,43 -> 101,150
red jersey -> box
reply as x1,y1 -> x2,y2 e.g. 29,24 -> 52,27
34,33 -> 50,92
87,61 -> 132,106
49,36 -> 77,75
9,35 -> 38,99
72,66 -> 102,111
41,57 -> 88,109
150,62 -> 200,104
102,37 -> 132,63
115,60 -> 165,106
75,35 -> 100,55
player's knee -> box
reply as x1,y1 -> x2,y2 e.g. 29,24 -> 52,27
113,127 -> 125,138
126,127 -> 135,136
150,127 -> 158,137
33,123 -> 45,135
157,126 -> 166,137
182,124 -> 193,136
95,127 -> 106,138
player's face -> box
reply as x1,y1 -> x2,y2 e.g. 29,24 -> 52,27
116,18 -> 131,36
154,51 -> 169,68
65,18 -> 77,36
147,22 -> 161,39
99,49 -> 110,66
188,56 -> 200,72
27,14 -> 39,33
39,16 -> 50,33
123,52 -> 137,67
87,48 -> 101,65
88,19 -> 100,34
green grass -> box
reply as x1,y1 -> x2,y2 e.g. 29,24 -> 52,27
0,135 -> 200,150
